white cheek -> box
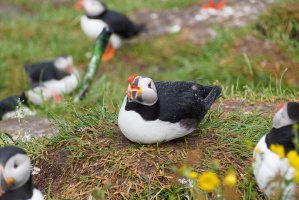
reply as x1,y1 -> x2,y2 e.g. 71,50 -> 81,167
5,155 -> 31,190
273,107 -> 295,128
142,89 -> 158,105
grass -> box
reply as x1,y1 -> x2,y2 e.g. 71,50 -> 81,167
0,0 -> 299,199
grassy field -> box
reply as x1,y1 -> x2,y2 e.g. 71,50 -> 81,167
0,0 -> 299,199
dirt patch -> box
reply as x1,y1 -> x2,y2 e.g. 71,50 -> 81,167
0,117 -> 58,141
133,0 -> 279,43
31,103 -> 270,199
0,1 -> 32,21
213,97 -> 283,114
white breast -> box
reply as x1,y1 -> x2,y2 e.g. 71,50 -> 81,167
43,68 -> 80,95
253,135 -> 296,199
118,97 -> 195,144
27,187 -> 44,200
80,16 -> 122,48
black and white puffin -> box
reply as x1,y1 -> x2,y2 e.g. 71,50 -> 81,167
253,102 -> 299,199
25,55 -> 80,95
118,74 -> 222,144
74,0 -> 145,61
0,84 -> 62,120
25,55 -> 73,83
0,146 -> 44,200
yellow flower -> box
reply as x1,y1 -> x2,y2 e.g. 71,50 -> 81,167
190,171 -> 198,179
270,144 -> 285,159
287,151 -> 299,170
198,172 -> 220,191
294,171 -> 299,184
255,148 -> 260,153
179,165 -> 188,172
224,173 -> 237,186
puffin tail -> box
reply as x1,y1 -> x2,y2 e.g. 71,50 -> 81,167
204,86 -> 222,109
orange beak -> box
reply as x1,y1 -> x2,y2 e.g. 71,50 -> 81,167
0,166 -> 13,197
126,74 -> 142,99
74,0 -> 84,10
276,103 -> 286,112
67,66 -> 72,74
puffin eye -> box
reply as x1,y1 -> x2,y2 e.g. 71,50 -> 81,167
14,164 -> 18,168
148,83 -> 152,88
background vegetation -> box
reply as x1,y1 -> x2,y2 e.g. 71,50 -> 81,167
0,0 -> 298,199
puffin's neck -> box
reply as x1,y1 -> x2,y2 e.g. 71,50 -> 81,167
1,176 -> 34,200
125,97 -> 160,121
265,124 -> 299,155
86,10 -> 107,19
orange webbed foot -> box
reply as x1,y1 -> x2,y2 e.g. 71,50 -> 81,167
102,42 -> 116,61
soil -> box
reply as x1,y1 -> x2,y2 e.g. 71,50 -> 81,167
0,117 -> 58,140
132,0 -> 279,42
32,123 -> 242,199
31,98 -> 280,199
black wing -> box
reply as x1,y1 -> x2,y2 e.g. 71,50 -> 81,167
156,81 -> 221,123
99,10 -> 145,39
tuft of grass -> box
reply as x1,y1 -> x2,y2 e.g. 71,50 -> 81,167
256,1 -> 299,45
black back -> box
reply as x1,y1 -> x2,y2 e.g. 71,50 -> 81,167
24,61 -> 69,82
125,81 -> 222,123
265,124 -> 299,155
87,10 -> 145,39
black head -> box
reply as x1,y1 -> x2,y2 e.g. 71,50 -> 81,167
273,102 -> 299,129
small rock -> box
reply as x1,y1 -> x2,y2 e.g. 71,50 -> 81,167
0,117 -> 59,141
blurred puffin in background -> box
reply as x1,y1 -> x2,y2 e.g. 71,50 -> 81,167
25,55 -> 73,83
0,84 -> 62,120
25,55 -> 80,96
201,0 -> 226,10
74,0 -> 146,61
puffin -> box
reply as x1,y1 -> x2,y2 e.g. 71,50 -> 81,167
253,102 -> 299,199
201,0 -> 226,10
25,55 -> 80,95
0,84 -> 62,120
118,74 -> 222,144
24,55 -> 73,83
74,0 -> 145,61
41,67 -> 80,95
0,146 -> 44,200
